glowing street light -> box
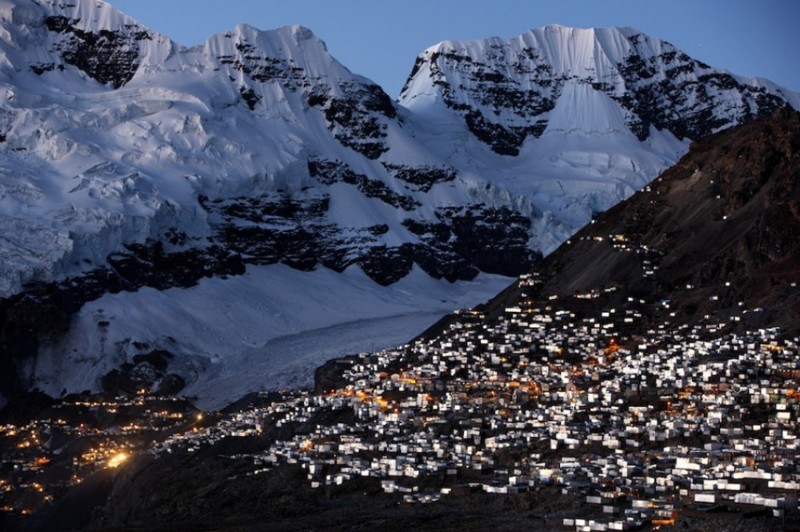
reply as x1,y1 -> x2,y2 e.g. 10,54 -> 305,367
107,452 -> 129,469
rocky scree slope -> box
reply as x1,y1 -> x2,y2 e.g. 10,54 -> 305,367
478,108 -> 800,335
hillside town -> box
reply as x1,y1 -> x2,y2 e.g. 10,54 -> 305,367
147,270 -> 800,530
3,230 -> 799,529
0,394 -> 196,518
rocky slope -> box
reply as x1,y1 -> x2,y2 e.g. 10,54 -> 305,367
477,108 -> 800,335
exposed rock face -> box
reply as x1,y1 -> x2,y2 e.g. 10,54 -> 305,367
202,170 -> 537,285
613,44 -> 789,141
307,159 -> 419,210
382,163 -> 457,193
43,14 -> 148,88
308,82 -> 396,159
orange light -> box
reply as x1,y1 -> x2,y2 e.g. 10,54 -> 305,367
107,452 -> 129,468
652,519 -> 675,527
375,397 -> 389,410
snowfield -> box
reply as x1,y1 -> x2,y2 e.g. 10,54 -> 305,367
27,264 -> 512,408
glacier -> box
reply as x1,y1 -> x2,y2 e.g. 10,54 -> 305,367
26,264 -> 512,409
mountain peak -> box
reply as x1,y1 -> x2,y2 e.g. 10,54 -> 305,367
400,24 -> 798,155
201,22 -> 340,84
227,23 -> 322,46
0,0 -> 177,86
526,23 -> 634,40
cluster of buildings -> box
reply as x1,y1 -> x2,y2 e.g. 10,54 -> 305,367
152,274 -> 800,529
0,393 -> 192,518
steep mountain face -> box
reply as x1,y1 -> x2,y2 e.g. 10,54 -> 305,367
0,0 -> 534,295
400,25 -> 797,154
478,108 -> 800,335
0,0 -> 797,405
399,26 -> 798,234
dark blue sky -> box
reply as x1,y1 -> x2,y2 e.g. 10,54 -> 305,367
110,0 -> 800,97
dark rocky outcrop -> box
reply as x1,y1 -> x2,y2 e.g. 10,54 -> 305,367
218,42 -> 310,90
615,46 -> 790,141
308,82 -> 396,159
101,349 -> 186,396
381,163 -> 458,193
403,205 -> 538,278
203,186 -> 536,286
44,15 -> 148,88
410,48 -> 557,156
308,159 -> 419,210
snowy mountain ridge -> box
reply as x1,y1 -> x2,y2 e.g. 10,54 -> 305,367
0,0 -> 797,405
401,25 -> 800,148
0,0 -> 540,297
398,24 -> 798,230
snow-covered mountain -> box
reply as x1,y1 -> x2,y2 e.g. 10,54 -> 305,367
399,25 -> 799,229
0,0 -> 797,406
0,0 -> 538,297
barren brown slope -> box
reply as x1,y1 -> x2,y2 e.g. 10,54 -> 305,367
480,108 -> 800,333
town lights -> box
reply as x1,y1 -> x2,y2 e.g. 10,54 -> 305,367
107,452 -> 129,469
